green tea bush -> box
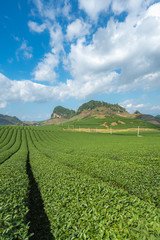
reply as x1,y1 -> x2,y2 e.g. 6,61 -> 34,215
0,130 -> 30,239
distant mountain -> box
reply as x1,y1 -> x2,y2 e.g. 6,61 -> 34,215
135,114 -> 160,125
46,100 -> 160,127
51,100 -> 127,120
51,106 -> 76,119
0,114 -> 22,125
48,100 -> 128,125
77,100 -> 126,114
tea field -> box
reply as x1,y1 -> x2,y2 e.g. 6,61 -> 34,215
0,125 -> 160,239
60,115 -> 159,130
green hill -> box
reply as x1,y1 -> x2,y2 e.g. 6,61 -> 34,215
51,106 -> 76,119
49,100 -> 160,129
61,115 -> 160,130
77,100 -> 126,114
0,114 -> 22,125
51,100 -> 127,122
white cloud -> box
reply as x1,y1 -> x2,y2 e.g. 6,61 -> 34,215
32,50 -> 59,82
62,0 -> 71,19
151,105 -> 160,111
29,0 -> 64,83
33,0 -> 55,20
0,102 -> 7,108
0,69 -> 159,115
28,21 -> 46,33
3,1 -> 159,109
16,40 -> 33,60
112,0 -> 155,15
49,24 -> 64,53
66,19 -> 91,41
32,24 -> 64,82
120,99 -> 160,115
12,35 -> 20,42
78,0 -> 111,20
146,2 -> 160,18
0,71 -> 118,107
120,99 -> 147,112
65,2 -> 160,93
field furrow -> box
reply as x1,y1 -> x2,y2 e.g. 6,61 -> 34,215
30,129 -> 160,207
0,129 -> 22,164
26,128 -> 160,239
0,130 -> 30,239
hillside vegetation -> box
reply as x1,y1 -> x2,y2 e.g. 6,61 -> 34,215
51,106 -> 76,119
0,114 -> 22,125
61,114 -> 159,130
51,100 -> 127,120
49,100 -> 160,128
77,100 -> 126,114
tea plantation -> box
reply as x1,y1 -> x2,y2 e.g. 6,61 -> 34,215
60,115 -> 159,130
0,125 -> 160,239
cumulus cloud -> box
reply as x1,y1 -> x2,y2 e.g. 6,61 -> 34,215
0,71 -> 118,107
29,1 -> 64,82
66,2 -> 160,93
28,21 -> 46,33
49,24 -> 64,52
31,1 -> 160,88
120,99 -> 146,111
151,105 -> 160,111
16,40 -> 33,60
78,0 -> 111,20
0,102 -> 7,108
2,0 -> 160,110
32,24 -> 64,82
111,0 -> 154,15
146,2 -> 160,18
62,0 -> 71,19
120,99 -> 160,115
32,0 -> 55,20
32,51 -> 59,82
66,19 -> 91,41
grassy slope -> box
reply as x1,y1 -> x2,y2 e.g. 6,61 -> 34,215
60,115 -> 160,130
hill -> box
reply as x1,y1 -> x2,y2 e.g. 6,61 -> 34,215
50,100 -> 127,121
44,100 -> 128,126
43,100 -> 160,129
135,114 -> 160,125
77,100 -> 126,114
0,114 -> 22,125
60,114 -> 159,131
51,106 -> 76,119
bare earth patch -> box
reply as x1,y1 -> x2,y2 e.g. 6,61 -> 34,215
111,122 -> 118,126
100,122 -> 109,128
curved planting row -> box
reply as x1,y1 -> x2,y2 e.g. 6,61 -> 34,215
26,128 -> 160,239
0,127 -> 7,140
0,127 -> 13,147
30,129 -> 160,207
0,129 -> 22,164
0,130 -> 31,239
0,126 -> 160,239
0,128 -> 18,153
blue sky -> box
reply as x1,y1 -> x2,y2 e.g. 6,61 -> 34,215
0,0 -> 160,121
